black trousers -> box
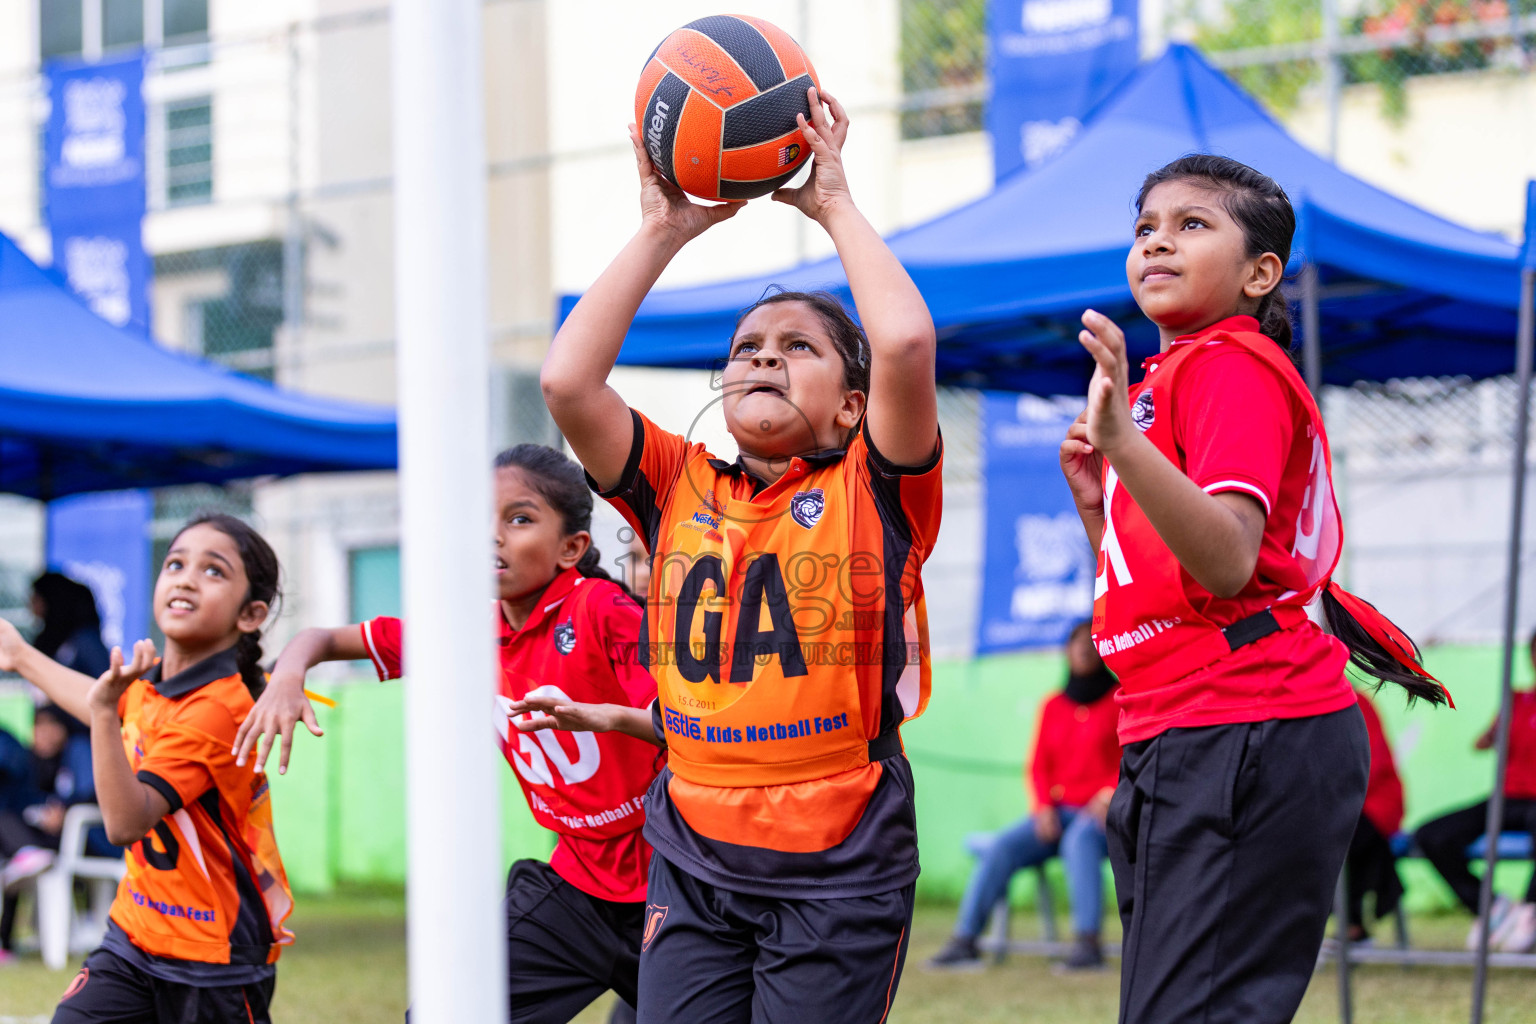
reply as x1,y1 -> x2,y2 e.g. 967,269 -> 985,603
1108,706 -> 1368,1024
503,859 -> 644,1024
1415,797 -> 1536,913
51,948 -> 275,1024
636,852 -> 913,1024
1345,815 -> 1403,929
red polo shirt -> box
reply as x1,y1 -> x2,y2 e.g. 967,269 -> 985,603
362,569 -> 661,902
1029,690 -> 1122,810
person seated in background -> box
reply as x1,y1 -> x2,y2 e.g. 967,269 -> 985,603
0,704 -> 101,960
30,573 -> 110,687
927,620 -> 1120,972
1415,632 -> 1536,954
1342,688 -> 1406,945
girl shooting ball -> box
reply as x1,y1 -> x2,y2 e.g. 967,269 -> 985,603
1059,155 -> 1449,1023
539,87 -> 942,1022
0,515 -> 292,1024
235,445 -> 659,1024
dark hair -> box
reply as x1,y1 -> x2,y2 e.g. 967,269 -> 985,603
1068,619 -> 1093,644
1318,587 -> 1446,705
493,444 -> 633,598
1136,154 -> 1296,351
171,514 -> 282,699
31,572 -> 101,659
731,289 -> 872,396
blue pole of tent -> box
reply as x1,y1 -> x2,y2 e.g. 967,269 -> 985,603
1471,180 -> 1536,1024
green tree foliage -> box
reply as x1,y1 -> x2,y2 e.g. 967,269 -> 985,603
900,0 -> 987,138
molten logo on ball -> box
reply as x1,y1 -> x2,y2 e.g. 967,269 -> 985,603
646,98 -> 672,167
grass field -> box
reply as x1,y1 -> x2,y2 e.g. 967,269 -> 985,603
3,888 -> 1535,1023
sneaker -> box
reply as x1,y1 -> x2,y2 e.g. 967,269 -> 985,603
924,935 -> 984,971
1466,894 -> 1513,952
1053,934 -> 1105,973
1497,902 -> 1536,954
0,846 -> 56,892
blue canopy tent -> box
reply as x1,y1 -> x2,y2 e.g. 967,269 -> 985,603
0,232 -> 397,499
566,44 -> 1522,392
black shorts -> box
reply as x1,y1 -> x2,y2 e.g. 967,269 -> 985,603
51,947 -> 275,1024
504,858 -> 644,1024
1108,706 -> 1369,1024
635,852 -> 913,1024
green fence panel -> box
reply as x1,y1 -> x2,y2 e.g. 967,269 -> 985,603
0,691 -> 32,738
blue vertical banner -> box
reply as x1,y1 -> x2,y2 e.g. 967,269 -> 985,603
976,393 -> 1096,654
987,0 -> 1139,181
45,52 -> 151,332
44,54 -> 153,646
47,491 -> 154,649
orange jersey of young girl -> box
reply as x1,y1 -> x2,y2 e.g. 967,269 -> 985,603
112,649 -> 293,969
597,410 -> 942,897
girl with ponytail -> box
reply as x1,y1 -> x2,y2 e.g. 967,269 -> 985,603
0,514 -> 293,1022
238,444 -> 657,1024
1058,154 -> 1450,1024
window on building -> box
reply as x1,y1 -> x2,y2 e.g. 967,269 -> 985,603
103,0 -> 145,50
37,0 -> 206,61
39,0 -> 83,60
164,98 -> 212,205
349,546 -> 402,624
155,242 -> 283,379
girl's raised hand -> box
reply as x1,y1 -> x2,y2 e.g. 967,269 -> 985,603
0,618 -> 28,672
772,88 -> 852,223
1059,409 -> 1104,514
87,640 -> 156,715
234,667 -> 323,775
1078,309 -> 1137,455
630,124 -> 741,244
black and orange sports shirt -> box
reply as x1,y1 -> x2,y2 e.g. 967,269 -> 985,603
103,647 -> 293,983
596,410 -> 942,897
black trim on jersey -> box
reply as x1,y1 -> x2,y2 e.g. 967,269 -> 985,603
722,74 -> 815,148
682,15 -> 786,91
197,790 -> 274,965
588,409 -> 661,671
588,409 -> 646,501
136,770 -> 185,814
860,420 -> 940,740
147,647 -> 241,700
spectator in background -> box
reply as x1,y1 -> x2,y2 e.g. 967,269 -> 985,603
0,704 -> 101,960
31,573 -> 110,692
927,621 -> 1120,972
1343,689 -> 1406,944
1415,632 -> 1536,955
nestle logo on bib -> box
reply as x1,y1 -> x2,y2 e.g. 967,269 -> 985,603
1132,391 -> 1155,432
790,488 -> 825,529
553,621 -> 576,655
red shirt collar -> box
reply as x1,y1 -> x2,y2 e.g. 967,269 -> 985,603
498,566 -> 585,642
1141,314 -> 1262,372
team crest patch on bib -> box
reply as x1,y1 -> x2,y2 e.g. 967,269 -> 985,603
1132,391 -> 1156,432
790,488 -> 825,529
553,621 -> 576,655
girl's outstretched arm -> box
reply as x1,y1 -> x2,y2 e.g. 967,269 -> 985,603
88,642 -> 173,846
508,694 -> 664,748
0,617 -> 97,724
542,126 -> 741,491
1077,310 -> 1264,598
773,89 -> 938,466
232,626 -> 364,773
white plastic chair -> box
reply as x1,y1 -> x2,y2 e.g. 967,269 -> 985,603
33,804 -> 124,969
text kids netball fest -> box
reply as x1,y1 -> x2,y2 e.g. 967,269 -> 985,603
1,4 -> 1534,1024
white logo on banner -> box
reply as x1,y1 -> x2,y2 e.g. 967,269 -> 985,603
1022,117 -> 1082,168
1011,511 -> 1095,620
62,78 -> 127,170
63,236 -> 132,326
1023,0 -> 1111,33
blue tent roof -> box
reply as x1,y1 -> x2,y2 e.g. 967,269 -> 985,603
0,233 -> 397,499
569,45 -> 1523,393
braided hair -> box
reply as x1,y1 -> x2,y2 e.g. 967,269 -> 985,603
1135,154 -> 1297,351
172,514 -> 282,699
494,445 -> 634,599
